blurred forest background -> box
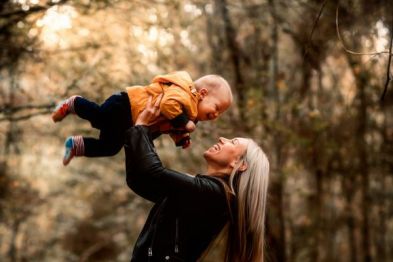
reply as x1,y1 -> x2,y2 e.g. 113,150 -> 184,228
0,0 -> 392,261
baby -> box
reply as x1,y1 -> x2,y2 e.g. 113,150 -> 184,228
52,71 -> 232,165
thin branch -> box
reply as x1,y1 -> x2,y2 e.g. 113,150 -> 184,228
79,239 -> 113,262
303,0 -> 328,60
0,109 -> 52,122
0,0 -> 69,32
0,103 -> 54,114
41,43 -> 101,55
0,6 -> 50,19
380,18 -> 393,102
336,5 -> 391,56
0,0 -> 68,19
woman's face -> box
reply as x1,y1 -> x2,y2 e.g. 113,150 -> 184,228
204,137 -> 248,175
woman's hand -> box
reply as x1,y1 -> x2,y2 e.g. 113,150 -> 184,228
135,94 -> 164,126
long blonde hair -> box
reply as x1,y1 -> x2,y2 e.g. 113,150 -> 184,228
225,139 -> 270,262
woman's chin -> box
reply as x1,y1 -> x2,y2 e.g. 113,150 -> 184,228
203,150 -> 213,159
204,148 -> 218,159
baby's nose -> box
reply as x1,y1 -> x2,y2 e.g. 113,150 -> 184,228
209,112 -> 218,120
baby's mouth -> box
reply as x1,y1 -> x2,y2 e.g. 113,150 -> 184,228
207,113 -> 216,120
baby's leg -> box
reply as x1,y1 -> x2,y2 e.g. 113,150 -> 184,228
53,95 -> 119,129
62,133 -> 124,165
60,92 -> 131,164
83,135 -> 124,157
74,92 -> 131,130
73,97 -> 104,129
83,106 -> 132,157
82,102 -> 131,156
52,95 -> 100,124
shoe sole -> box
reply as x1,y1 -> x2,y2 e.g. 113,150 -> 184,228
63,152 -> 74,166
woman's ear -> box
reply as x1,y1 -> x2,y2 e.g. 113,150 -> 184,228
230,159 -> 248,172
238,160 -> 248,172
199,88 -> 208,99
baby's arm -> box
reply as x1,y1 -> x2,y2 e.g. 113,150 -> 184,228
159,86 -> 195,130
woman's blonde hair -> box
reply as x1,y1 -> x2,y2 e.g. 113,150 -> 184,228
225,139 -> 270,262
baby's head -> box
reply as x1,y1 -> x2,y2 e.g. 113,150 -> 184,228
194,75 -> 232,121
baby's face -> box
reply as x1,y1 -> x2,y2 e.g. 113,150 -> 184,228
197,93 -> 231,121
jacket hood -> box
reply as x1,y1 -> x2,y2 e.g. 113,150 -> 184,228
152,71 -> 196,94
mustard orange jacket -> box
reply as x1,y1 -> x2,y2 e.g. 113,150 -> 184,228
125,71 -> 200,146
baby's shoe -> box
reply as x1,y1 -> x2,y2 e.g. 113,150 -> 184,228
52,100 -> 70,122
52,95 -> 79,122
63,137 -> 75,166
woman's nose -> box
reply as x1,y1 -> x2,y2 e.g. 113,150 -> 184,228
219,137 -> 228,143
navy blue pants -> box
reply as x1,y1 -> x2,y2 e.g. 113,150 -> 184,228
74,92 -> 132,157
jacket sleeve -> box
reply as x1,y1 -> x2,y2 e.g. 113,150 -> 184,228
124,126 -> 222,203
159,85 -> 190,127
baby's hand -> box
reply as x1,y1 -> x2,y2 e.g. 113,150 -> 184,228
182,137 -> 191,149
185,120 -> 196,132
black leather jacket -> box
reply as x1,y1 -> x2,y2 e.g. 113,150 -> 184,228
124,126 -> 230,262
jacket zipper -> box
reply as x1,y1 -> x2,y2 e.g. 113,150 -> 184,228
148,221 -> 158,262
175,218 -> 179,254
148,198 -> 168,261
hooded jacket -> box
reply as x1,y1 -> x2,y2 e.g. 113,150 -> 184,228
124,126 -> 230,261
125,71 -> 201,147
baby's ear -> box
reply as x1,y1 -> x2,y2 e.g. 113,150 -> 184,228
199,88 -> 208,98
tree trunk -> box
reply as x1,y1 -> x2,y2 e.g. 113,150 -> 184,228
215,0 -> 247,125
349,57 -> 371,262
266,179 -> 286,262
8,220 -> 21,262
204,3 -> 225,74
342,173 -> 358,262
265,1 -> 286,261
375,98 -> 391,262
357,75 -> 371,262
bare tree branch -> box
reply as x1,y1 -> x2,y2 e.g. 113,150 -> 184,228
380,17 -> 393,102
0,103 -> 54,114
0,0 -> 68,19
0,52 -> 104,122
40,43 -> 101,55
0,0 -> 69,33
303,0 -> 328,61
0,109 -> 52,122
336,5 -> 391,56
79,238 -> 114,262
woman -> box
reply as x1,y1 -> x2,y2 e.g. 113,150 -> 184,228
125,96 -> 269,261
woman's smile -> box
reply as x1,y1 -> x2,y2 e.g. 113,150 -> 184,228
209,143 -> 221,152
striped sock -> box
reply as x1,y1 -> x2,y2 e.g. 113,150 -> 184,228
67,95 -> 81,114
72,135 -> 85,156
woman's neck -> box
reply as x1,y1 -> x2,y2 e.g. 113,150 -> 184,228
206,164 -> 232,177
